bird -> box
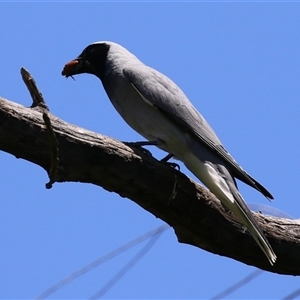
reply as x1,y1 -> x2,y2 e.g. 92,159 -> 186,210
62,41 -> 276,265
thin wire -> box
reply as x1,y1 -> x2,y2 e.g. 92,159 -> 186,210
89,230 -> 163,299
282,287 -> 300,300
35,224 -> 169,300
210,269 -> 263,300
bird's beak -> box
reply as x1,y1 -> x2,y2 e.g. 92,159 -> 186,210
61,59 -> 82,77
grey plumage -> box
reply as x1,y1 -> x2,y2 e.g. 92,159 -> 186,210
62,41 -> 276,265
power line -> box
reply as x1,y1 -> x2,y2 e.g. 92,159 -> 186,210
35,224 -> 169,300
89,230 -> 163,299
282,287 -> 300,300
210,269 -> 263,300
34,203 -> 295,300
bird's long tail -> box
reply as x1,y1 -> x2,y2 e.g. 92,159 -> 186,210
229,191 -> 277,265
183,154 -> 276,265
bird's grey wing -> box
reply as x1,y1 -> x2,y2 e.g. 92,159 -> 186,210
123,64 -> 273,199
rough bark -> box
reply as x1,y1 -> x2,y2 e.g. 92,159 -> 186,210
1,95 -> 300,275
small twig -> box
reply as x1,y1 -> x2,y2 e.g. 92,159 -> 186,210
43,112 -> 59,189
20,67 -> 49,111
168,174 -> 178,204
20,67 -> 59,188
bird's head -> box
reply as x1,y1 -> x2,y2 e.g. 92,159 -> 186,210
61,42 -> 110,79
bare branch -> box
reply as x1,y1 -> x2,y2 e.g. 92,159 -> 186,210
20,67 -> 49,111
0,94 -> 300,275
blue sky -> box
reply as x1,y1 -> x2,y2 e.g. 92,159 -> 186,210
1,2 -> 300,299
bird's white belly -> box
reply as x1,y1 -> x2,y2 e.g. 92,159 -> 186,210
183,152 -> 235,205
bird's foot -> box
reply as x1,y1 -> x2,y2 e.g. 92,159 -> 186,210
125,141 -> 158,157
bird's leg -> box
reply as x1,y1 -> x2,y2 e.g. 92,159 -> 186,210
161,153 -> 173,162
160,153 -> 180,170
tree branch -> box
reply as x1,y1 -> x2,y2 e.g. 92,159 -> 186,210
1,93 -> 299,275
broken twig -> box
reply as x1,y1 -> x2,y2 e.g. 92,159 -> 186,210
21,67 -> 59,188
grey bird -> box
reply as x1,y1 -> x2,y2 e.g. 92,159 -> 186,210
62,41 -> 276,265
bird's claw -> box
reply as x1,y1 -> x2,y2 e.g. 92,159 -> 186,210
166,162 -> 180,170
125,141 -> 156,157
